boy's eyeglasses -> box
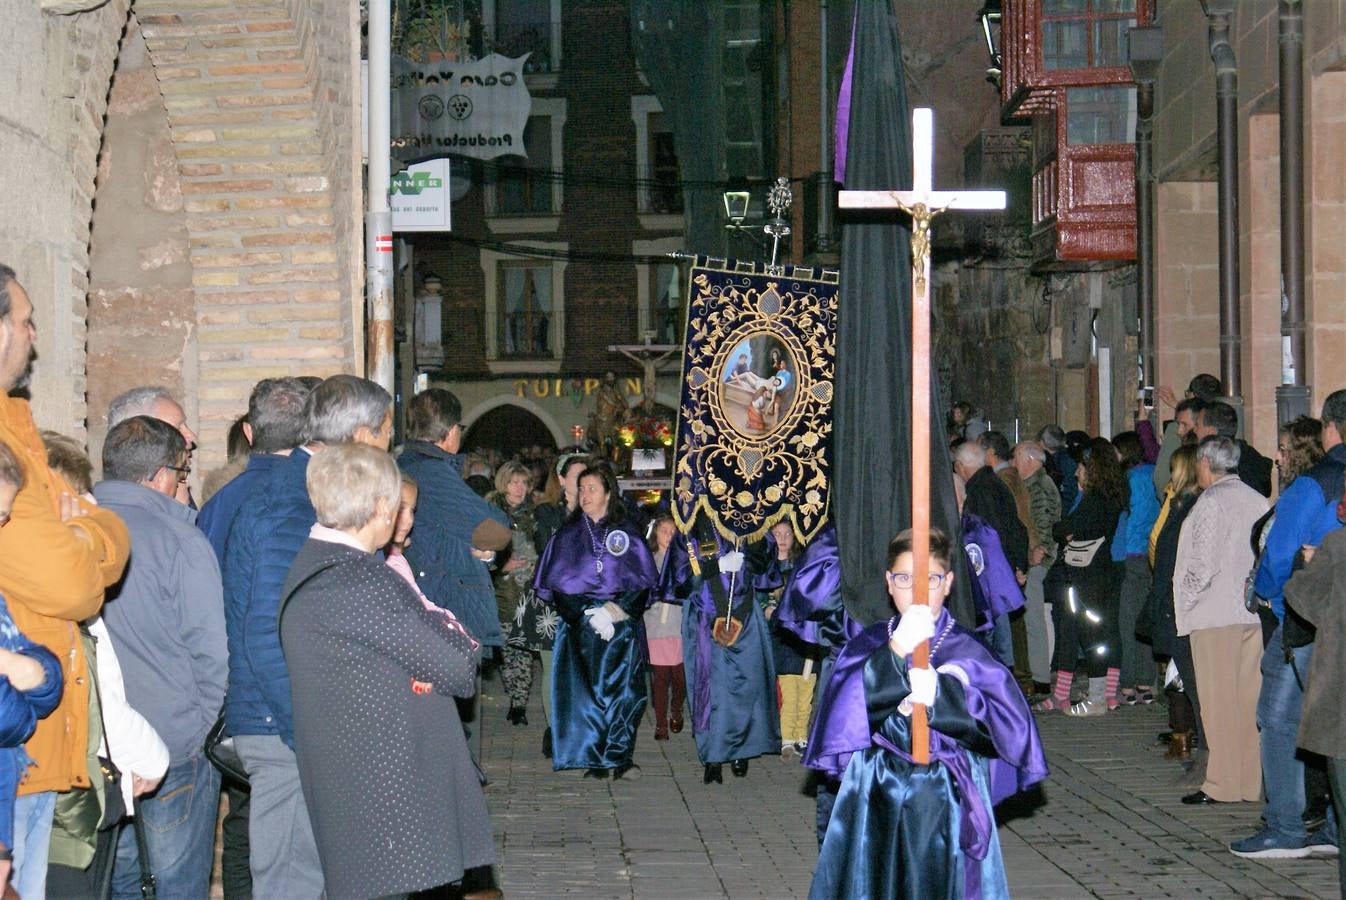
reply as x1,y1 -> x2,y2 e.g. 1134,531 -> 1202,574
886,571 -> 948,590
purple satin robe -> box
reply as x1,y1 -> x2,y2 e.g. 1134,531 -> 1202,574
533,515 -> 658,601
804,609 -> 1048,807
771,525 -> 862,649
962,512 -> 1025,631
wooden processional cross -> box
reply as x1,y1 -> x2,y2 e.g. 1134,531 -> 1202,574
839,108 -> 1005,763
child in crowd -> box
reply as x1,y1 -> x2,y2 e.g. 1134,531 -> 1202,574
643,516 -> 684,740
761,521 -> 817,757
804,527 -> 1048,899
386,474 -> 481,656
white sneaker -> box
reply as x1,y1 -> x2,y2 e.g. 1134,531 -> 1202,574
1064,699 -> 1108,717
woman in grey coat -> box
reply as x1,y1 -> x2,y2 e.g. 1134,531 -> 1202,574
281,443 -> 493,899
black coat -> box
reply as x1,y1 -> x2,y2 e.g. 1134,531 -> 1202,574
1236,440 -> 1274,498
965,466 -> 1030,572
280,539 -> 493,899
1148,493 -> 1198,657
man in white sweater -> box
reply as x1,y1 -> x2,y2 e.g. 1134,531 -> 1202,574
1174,436 -> 1269,806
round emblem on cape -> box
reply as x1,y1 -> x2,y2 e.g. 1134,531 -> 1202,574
965,542 -> 986,577
605,530 -> 630,557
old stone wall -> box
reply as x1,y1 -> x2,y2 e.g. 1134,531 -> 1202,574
934,262 -> 1055,440
87,20 -> 195,468
4,0 -> 361,476
1151,0 -> 1346,446
103,0 -> 362,471
0,1 -> 130,436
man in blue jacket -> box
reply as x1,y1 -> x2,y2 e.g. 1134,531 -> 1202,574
1232,389 -> 1346,860
222,375 -> 392,898
198,377 -> 311,559
196,375 -> 309,900
397,389 -> 510,762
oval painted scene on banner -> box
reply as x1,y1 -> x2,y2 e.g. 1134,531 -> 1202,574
718,333 -> 797,438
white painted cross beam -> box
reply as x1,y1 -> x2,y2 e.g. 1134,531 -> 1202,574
838,107 -> 1005,765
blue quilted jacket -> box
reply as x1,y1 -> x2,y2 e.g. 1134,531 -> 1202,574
397,442 -> 509,648
222,450 -> 315,745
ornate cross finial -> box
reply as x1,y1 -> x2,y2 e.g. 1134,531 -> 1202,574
764,176 -> 793,275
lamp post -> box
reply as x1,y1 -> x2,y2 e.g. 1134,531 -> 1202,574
977,0 -> 1002,86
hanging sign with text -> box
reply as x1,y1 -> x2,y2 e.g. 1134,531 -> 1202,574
392,54 -> 532,161
391,158 -> 452,232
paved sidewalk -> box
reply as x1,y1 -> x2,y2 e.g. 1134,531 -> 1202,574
482,675 -> 1340,898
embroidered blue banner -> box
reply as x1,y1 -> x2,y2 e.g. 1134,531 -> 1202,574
672,257 -> 840,543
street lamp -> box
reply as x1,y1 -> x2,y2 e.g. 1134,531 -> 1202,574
722,190 -> 751,227
977,0 -> 1002,85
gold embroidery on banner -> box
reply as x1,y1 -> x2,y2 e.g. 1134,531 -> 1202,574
672,259 -> 839,545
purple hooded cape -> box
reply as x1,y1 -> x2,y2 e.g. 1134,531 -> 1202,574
803,609 -> 1048,812
961,512 -> 1025,631
532,515 -> 658,601
771,525 -> 862,649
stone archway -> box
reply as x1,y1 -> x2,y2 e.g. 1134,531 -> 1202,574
462,402 -> 561,459
79,0 -> 362,474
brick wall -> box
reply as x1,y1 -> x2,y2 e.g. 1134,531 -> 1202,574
130,0 -> 361,471
87,20 -> 196,469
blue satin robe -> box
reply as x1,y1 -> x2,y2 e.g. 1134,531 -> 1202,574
805,613 -> 1049,899
534,516 -> 658,771
664,538 -> 781,765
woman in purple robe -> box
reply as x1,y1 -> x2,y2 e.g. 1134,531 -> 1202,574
804,527 -> 1048,899
533,464 -> 658,780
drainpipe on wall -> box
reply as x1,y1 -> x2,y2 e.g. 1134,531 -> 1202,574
815,0 -> 836,256
366,0 -> 396,396
1202,0 -> 1242,402
1128,27 -> 1163,402
1276,0 -> 1311,423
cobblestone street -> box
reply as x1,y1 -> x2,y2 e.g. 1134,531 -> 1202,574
481,676 -> 1340,899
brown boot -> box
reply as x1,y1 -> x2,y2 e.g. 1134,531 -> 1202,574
1163,731 -> 1193,761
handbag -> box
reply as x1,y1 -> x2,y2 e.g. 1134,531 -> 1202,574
1062,537 -> 1105,568
204,711 -> 249,787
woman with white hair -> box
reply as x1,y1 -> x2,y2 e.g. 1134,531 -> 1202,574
280,443 -> 493,899
1172,436 -> 1269,806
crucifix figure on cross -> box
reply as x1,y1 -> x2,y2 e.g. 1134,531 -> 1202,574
839,107 -> 1006,764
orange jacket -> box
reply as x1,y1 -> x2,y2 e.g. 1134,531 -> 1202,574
0,397 -> 129,794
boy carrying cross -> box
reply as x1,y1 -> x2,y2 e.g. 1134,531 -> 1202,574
803,527 -> 1048,899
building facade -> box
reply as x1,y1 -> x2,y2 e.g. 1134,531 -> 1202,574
3,0 -> 363,476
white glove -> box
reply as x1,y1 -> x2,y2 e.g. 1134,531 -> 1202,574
719,550 -> 745,574
584,606 -> 616,641
907,666 -> 938,708
891,604 -> 936,656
